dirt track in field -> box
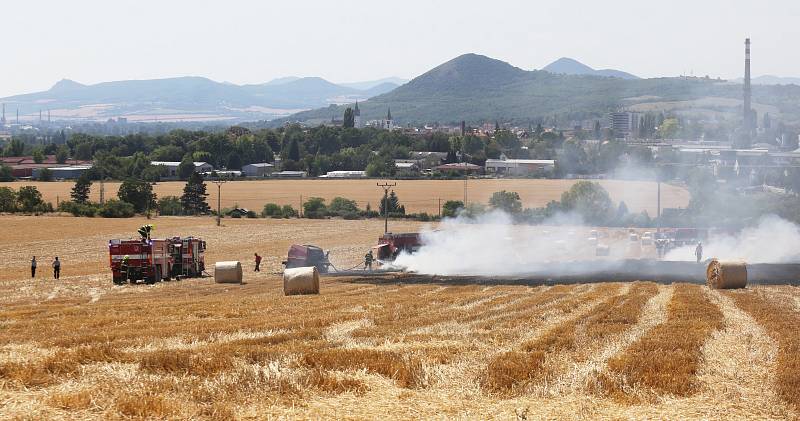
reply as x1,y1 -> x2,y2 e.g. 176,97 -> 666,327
0,178 -> 689,215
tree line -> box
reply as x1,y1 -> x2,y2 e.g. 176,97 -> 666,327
1,124 -> 690,181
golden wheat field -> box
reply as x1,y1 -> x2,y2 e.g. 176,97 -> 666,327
2,216 -> 800,420
0,178 -> 689,215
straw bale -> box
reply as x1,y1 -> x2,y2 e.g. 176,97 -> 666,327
283,266 -> 320,295
706,259 -> 747,289
214,261 -> 243,284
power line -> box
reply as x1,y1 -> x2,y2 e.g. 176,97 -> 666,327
377,182 -> 397,234
210,175 -> 228,226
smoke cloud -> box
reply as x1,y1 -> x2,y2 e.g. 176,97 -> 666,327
392,212 -> 800,277
392,210 -> 626,276
664,215 -> 800,263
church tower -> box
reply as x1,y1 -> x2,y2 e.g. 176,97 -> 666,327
354,101 -> 362,128
385,108 -> 393,130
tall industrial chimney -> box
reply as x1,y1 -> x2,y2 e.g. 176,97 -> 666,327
1,103 -> 5,124
744,38 -> 752,132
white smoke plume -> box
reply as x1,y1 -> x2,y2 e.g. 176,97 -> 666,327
393,210 -> 627,276
664,215 -> 800,263
393,212 -> 800,277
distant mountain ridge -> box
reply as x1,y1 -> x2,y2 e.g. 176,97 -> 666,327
340,77 -> 409,90
542,57 -> 639,80
284,53 -> 800,126
0,75 -> 405,122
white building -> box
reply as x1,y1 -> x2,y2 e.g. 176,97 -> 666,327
367,108 -> 395,130
320,170 -> 367,178
485,158 -> 555,176
272,170 -> 307,178
151,161 -> 214,178
201,170 -> 241,178
241,162 -> 275,177
394,161 -> 420,173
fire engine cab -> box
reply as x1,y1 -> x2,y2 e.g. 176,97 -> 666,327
109,237 -> 206,284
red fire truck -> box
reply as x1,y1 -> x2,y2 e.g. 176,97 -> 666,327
109,237 -> 206,284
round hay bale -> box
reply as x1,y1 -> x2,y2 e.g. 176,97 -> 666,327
214,261 -> 243,284
706,259 -> 747,289
283,266 -> 320,295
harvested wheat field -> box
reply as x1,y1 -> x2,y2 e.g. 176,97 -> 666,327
2,216 -> 800,420
0,178 -> 689,215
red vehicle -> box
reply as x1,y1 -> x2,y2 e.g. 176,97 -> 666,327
109,239 -> 172,284
169,237 -> 206,278
374,232 -> 422,261
109,237 -> 206,284
283,244 -> 331,273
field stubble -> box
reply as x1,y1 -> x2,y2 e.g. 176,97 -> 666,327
0,215 -> 799,419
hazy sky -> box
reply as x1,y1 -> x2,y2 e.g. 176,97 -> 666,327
2,0 -> 798,98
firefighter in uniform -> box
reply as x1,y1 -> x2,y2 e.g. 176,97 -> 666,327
254,253 -> 262,272
364,250 -> 374,271
121,255 -> 130,281
138,224 -> 154,241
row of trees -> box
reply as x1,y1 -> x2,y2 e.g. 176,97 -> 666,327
1,123 -> 681,182
0,186 -> 53,213
56,172 -> 211,217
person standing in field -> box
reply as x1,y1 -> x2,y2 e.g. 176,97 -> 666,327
254,253 -> 262,272
695,242 -> 703,263
31,256 -> 37,278
52,257 -> 61,279
364,250 -> 374,271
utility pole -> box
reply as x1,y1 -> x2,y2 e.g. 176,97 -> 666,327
299,195 -> 303,218
377,182 -> 397,234
146,182 -> 157,219
655,164 -> 662,233
211,175 -> 228,226
657,177 -> 661,233
99,170 -> 105,205
438,198 -> 442,218
464,173 -> 468,206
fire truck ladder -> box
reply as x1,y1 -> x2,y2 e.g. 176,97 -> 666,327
181,238 -> 197,278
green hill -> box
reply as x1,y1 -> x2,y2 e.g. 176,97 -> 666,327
284,54 -> 800,126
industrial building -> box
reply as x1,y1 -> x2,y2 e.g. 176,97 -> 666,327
241,163 -> 275,177
0,155 -> 93,179
272,170 -> 308,178
484,158 -> 555,176
32,165 -> 93,180
434,162 -> 482,174
608,111 -> 640,139
320,171 -> 366,178
150,161 -> 214,179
